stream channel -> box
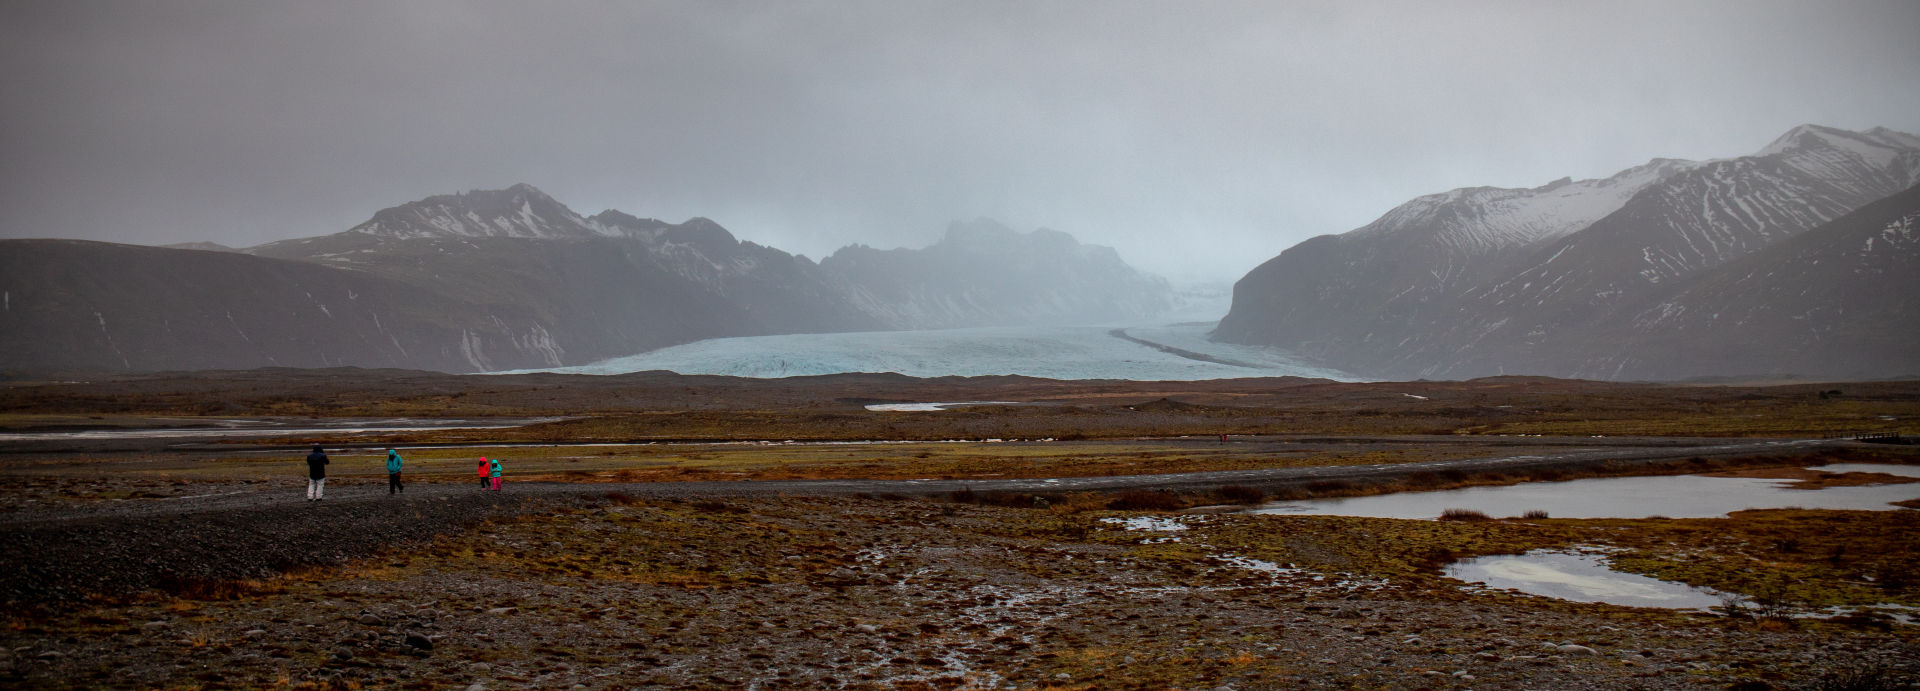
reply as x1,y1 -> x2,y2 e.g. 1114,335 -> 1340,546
1252,464 -> 1920,611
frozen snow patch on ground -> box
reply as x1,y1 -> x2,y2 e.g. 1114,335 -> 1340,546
863,401 -> 1019,412
1101,517 -> 1190,532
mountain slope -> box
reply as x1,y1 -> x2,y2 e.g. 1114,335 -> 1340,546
0,240 -> 591,372
1574,182 -> 1920,379
1216,124 -> 1920,380
1212,159 -> 1691,360
252,199 -> 887,340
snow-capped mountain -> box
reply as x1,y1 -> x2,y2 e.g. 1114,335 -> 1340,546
345,183 -> 617,240
1216,124 -> 1920,380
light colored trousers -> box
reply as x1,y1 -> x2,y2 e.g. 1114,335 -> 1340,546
307,477 -> 326,499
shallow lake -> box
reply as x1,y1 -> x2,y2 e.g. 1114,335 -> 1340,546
1443,551 -> 1726,609
1249,463 -> 1920,519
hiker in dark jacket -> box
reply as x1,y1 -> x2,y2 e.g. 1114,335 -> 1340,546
385,448 -> 404,495
306,445 -> 330,501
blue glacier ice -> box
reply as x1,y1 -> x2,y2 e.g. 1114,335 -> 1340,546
499,322 -> 1362,381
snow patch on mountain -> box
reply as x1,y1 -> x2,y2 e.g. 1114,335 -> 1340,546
1348,157 -> 1692,253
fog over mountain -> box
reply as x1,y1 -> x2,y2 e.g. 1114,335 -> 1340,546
4,2 -> 1918,283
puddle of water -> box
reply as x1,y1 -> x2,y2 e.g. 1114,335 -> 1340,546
864,401 -> 1019,412
1250,464 -> 1920,519
1445,551 -> 1727,609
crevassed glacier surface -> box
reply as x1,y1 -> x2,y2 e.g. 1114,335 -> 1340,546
501,322 -> 1362,381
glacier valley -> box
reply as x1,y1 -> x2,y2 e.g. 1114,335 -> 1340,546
501,321 -> 1363,381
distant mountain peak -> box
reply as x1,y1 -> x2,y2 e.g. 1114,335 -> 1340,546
1755,123 -> 1920,161
349,184 -> 601,240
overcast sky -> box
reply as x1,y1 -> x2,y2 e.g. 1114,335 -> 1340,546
4,1 -> 1918,283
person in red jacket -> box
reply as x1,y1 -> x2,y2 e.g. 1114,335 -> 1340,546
477,458 -> 491,489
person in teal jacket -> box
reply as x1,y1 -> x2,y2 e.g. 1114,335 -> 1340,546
385,448 -> 405,495
489,457 -> 503,491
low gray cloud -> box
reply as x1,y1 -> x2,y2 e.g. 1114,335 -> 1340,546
4,1 -> 1917,282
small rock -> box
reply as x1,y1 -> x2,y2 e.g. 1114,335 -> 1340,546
829,568 -> 860,580
1318,659 -> 1337,665
33,650 -> 65,659
468,662 -> 492,673
486,607 -> 517,615
1557,644 -> 1600,657
142,621 -> 169,630
1452,670 -> 1469,677
464,684 -> 487,691
1476,652 -> 1500,662
1122,656 -> 1137,664
1053,673 -> 1071,681
1402,636 -> 1426,646
357,614 -> 383,626
855,624 -> 879,634
404,634 -> 434,651
1459,674 -> 1476,681
570,686 -> 587,690
331,647 -> 353,661
242,629 -> 268,638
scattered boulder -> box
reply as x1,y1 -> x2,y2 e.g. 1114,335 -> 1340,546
242,629 -> 268,638
404,634 -> 434,651
486,607 -> 517,615
356,614 -> 383,626
1557,644 -> 1600,657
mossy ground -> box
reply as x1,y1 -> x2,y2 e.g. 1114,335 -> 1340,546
4,494 -> 1914,691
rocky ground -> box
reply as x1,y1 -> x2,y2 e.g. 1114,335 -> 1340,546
2,487 -> 1915,691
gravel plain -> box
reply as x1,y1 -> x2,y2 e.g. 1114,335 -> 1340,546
1,480 -> 1915,691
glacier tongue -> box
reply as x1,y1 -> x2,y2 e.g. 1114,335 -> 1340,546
498,323 -> 1362,381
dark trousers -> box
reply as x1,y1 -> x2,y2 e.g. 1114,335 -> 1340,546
388,472 -> 403,493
